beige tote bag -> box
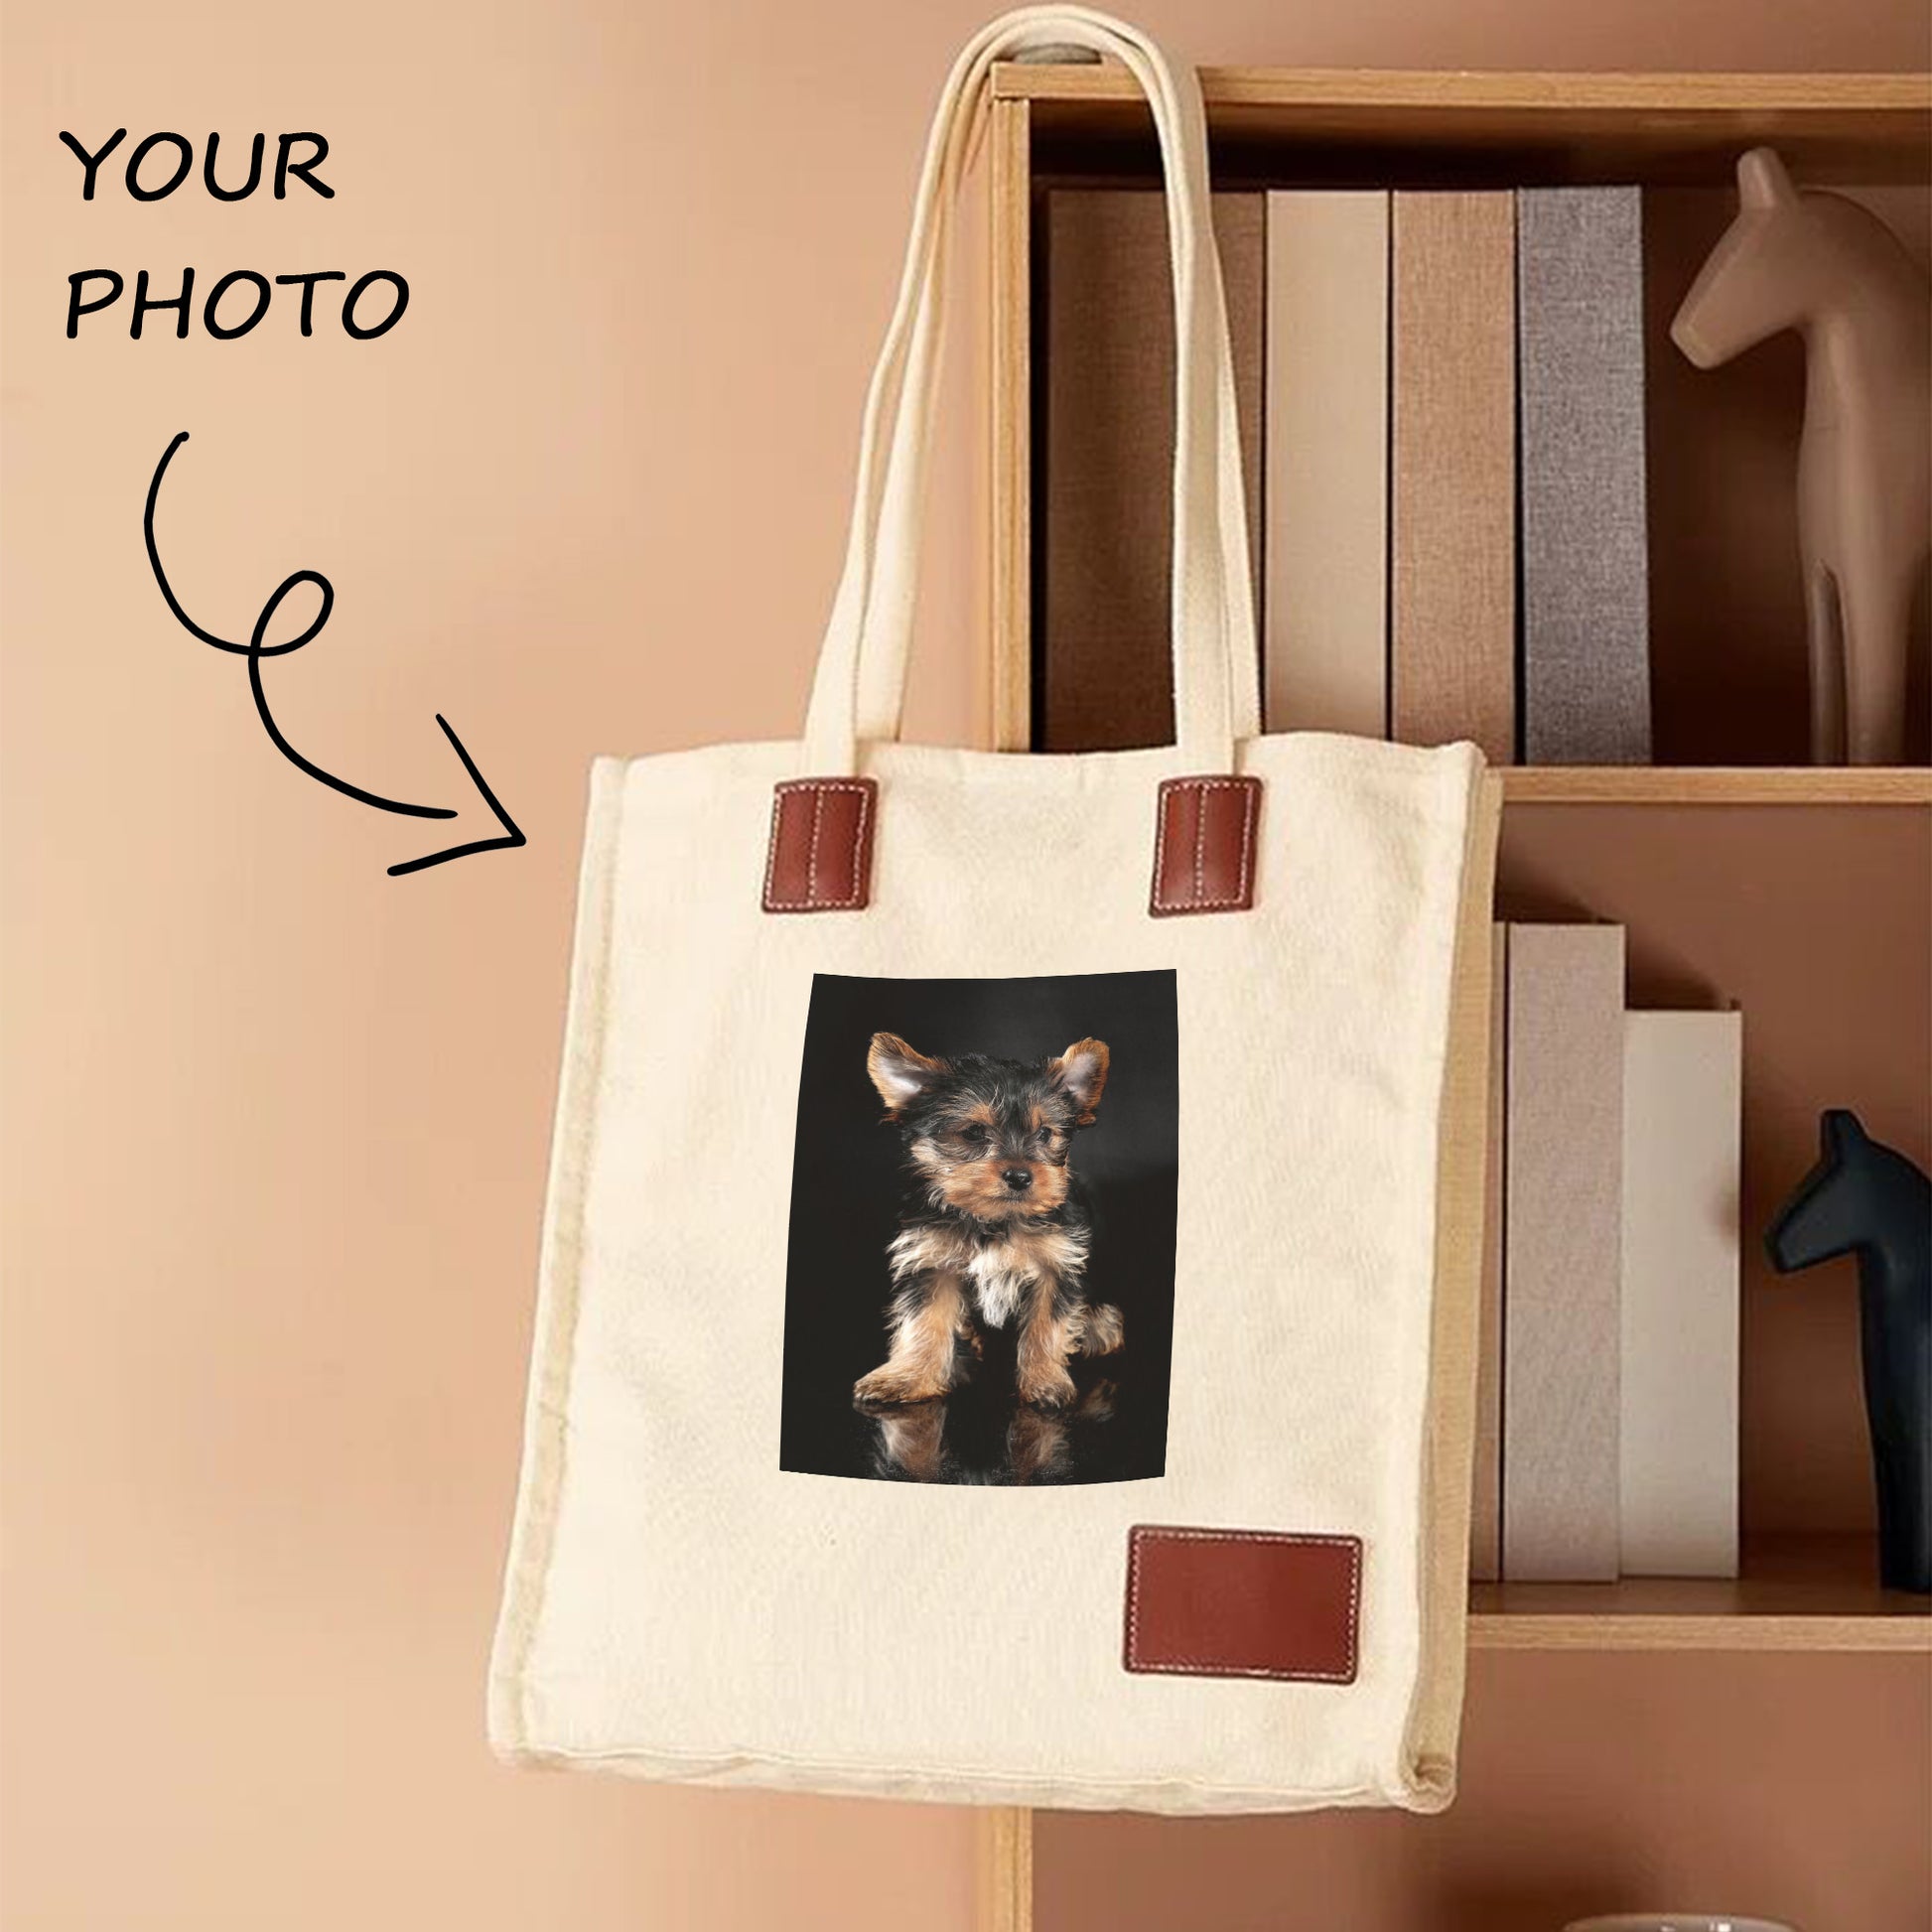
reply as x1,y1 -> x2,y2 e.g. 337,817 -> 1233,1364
489,5 -> 1501,1814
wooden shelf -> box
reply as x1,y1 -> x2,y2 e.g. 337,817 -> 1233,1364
995,65 -> 1932,184
988,62 -> 1931,1924
989,65 -> 1932,760
1469,1535 -> 1932,1650
988,62 -> 1932,1658
1499,766 -> 1932,804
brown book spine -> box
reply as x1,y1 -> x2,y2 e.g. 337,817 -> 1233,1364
1039,190 -> 1266,753
1391,193 -> 1517,763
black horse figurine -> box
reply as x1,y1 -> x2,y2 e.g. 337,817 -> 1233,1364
1765,1109 -> 1932,1593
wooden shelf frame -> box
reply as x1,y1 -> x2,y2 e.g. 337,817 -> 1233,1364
984,52 -> 1931,1670
994,64 -> 1932,184
1500,767 -> 1932,803
1469,1535 -> 1931,1651
988,91 -> 1034,756
980,68 -> 1929,1928
994,66 -> 1932,114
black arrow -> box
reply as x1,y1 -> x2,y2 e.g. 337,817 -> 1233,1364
144,431 -> 525,877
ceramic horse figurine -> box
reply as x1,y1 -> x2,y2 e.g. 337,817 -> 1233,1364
1765,1110 -> 1932,1592
1672,148 -> 1931,765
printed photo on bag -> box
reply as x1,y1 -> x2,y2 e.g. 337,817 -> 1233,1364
778,969 -> 1178,1486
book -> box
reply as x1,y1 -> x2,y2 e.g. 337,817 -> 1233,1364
1390,193 -> 1516,764
1039,189 -> 1266,752
1263,190 -> 1389,739
1503,923 -> 1625,1582
1470,922 -> 1507,1583
1620,1010 -> 1743,1578
1517,187 -> 1652,763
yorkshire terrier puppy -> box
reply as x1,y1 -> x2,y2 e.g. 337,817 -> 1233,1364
853,1032 -> 1125,1412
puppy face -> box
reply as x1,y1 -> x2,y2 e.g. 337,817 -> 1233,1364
868,1033 -> 1110,1222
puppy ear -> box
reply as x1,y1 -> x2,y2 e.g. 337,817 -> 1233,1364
868,1033 -> 947,1114
1051,1037 -> 1110,1126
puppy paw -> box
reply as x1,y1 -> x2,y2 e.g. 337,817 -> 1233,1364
1076,1303 -> 1125,1356
854,1365 -> 944,1408
1017,1363 -> 1077,1411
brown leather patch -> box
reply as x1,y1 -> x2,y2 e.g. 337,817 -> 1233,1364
1149,775 -> 1262,916
762,778 -> 878,913
1123,1525 -> 1361,1683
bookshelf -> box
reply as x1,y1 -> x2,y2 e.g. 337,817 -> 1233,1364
978,62 -> 1929,1932
982,66 -> 1929,1652
986,65 -> 1932,768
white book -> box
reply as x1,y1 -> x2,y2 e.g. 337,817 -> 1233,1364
1620,1011 -> 1743,1578
1264,191 -> 1389,739
1470,922 -> 1506,1583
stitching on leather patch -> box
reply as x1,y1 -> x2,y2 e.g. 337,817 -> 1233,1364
1149,775 -> 1261,916
762,778 -> 876,913
1123,1524 -> 1362,1684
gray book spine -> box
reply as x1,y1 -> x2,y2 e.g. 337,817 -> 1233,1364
1517,188 -> 1652,764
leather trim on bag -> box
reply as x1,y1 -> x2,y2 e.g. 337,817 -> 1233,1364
762,777 -> 878,913
1149,775 -> 1262,916
1123,1525 -> 1362,1683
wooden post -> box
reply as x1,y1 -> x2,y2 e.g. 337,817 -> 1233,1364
987,94 -> 1033,754
980,89 -> 1037,1932
976,1806 -> 1034,1932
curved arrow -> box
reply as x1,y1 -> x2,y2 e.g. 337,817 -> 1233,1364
144,431 -> 524,876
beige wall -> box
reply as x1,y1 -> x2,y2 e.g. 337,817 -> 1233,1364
2,2 -> 1926,1930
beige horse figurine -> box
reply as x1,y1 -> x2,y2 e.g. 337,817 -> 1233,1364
1672,148 -> 1930,765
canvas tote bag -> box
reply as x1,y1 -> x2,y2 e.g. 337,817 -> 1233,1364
489,5 -> 1501,1815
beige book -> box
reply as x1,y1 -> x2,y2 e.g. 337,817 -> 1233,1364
1470,923 -> 1506,1582
1504,923 -> 1624,1582
1390,193 -> 1516,763
1040,190 -> 1265,752
1264,191 -> 1389,738
1621,1011 -> 1743,1578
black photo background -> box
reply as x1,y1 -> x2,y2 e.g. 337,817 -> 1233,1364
778,970 -> 1178,1485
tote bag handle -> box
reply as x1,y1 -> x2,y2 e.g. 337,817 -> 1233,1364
800,7 -> 1261,776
